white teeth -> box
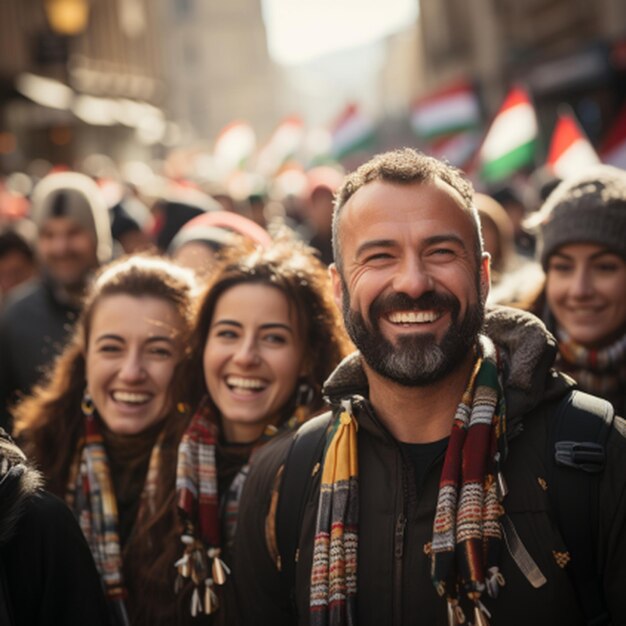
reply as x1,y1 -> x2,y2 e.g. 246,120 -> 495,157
226,376 -> 266,390
112,391 -> 151,404
387,310 -> 440,324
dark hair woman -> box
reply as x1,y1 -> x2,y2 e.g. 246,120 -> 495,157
175,230 -> 352,622
14,255 -> 199,625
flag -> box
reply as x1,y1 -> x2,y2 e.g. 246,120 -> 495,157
547,110 -> 599,180
256,116 -> 305,175
600,104 -> 626,169
427,130 -> 482,169
213,121 -> 256,174
478,86 -> 538,184
410,80 -> 481,141
330,103 -> 375,161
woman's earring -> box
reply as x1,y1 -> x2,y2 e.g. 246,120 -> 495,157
81,390 -> 95,417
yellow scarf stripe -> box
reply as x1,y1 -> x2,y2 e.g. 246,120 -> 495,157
320,411 -> 358,486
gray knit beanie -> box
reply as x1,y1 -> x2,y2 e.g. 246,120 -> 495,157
30,171 -> 113,264
534,164 -> 626,270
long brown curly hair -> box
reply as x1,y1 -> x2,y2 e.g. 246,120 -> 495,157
186,228 -> 353,423
14,255 -> 199,625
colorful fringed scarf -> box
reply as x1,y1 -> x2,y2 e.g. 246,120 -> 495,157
175,399 -> 301,616
174,399 -> 225,616
556,327 -> 626,398
66,412 -> 164,626
431,336 -> 507,625
309,336 -> 507,626
310,401 -> 359,626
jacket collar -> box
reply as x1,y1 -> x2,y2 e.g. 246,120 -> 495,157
323,305 -> 574,434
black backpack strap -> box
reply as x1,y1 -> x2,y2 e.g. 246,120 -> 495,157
0,553 -> 15,626
276,411 -> 333,605
548,389 -> 614,626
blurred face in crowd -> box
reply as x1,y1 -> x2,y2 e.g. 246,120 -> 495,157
37,216 -> 99,289
203,283 -> 307,443
0,250 -> 36,297
546,243 -> 626,348
86,294 -> 186,435
330,179 -> 489,386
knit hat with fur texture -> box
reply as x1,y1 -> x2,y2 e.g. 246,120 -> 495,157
30,172 -> 112,264
531,164 -> 626,269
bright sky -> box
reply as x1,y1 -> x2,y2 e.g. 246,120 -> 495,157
262,0 -> 419,66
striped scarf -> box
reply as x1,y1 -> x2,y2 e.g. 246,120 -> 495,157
431,336 -> 507,625
556,327 -> 626,397
66,413 -> 163,626
174,399 -> 224,616
309,336 -> 507,626
175,399 -> 300,616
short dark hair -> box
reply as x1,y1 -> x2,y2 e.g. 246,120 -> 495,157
331,148 -> 481,271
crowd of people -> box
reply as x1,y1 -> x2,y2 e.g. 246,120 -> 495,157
0,148 -> 625,626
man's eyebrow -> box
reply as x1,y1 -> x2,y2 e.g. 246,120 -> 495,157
423,234 -> 467,249
355,234 -> 468,259
355,239 -> 396,258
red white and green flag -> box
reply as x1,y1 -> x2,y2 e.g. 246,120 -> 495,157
547,110 -> 599,180
600,104 -> 626,169
410,80 -> 481,141
330,103 -> 375,161
427,130 -> 482,169
478,86 -> 538,184
256,116 -> 305,175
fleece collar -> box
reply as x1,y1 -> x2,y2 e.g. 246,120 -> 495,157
323,305 -> 573,427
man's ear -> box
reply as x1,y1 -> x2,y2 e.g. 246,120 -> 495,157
479,253 -> 491,306
329,263 -> 343,310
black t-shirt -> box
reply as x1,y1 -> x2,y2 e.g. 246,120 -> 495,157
400,437 -> 449,493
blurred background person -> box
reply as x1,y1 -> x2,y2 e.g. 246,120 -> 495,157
168,210 -> 272,281
151,183 -> 222,253
300,166 -> 344,265
475,192 -> 542,305
0,226 -> 38,306
177,231 -> 352,622
490,185 -> 537,258
0,428 -> 109,626
0,171 -> 112,432
14,256 -> 199,626
522,164 -> 626,415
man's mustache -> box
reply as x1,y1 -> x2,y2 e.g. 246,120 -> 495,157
369,291 -> 460,322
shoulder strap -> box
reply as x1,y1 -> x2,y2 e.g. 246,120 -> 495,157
0,552 -> 15,626
548,389 -> 614,626
276,411 -> 333,603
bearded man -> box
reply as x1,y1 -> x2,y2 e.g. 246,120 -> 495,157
233,149 -> 626,626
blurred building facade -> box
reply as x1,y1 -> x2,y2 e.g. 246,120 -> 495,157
418,0 -> 626,148
0,0 -> 169,173
158,0 -> 279,146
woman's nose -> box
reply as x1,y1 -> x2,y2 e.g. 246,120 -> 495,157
569,267 -> 594,298
118,352 -> 147,382
232,341 -> 260,367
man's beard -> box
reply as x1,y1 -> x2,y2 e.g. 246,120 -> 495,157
342,288 -> 484,387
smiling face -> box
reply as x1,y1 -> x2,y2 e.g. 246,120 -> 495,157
203,283 -> 307,443
37,216 -> 98,289
330,179 -> 489,386
546,243 -> 626,348
85,294 -> 185,435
